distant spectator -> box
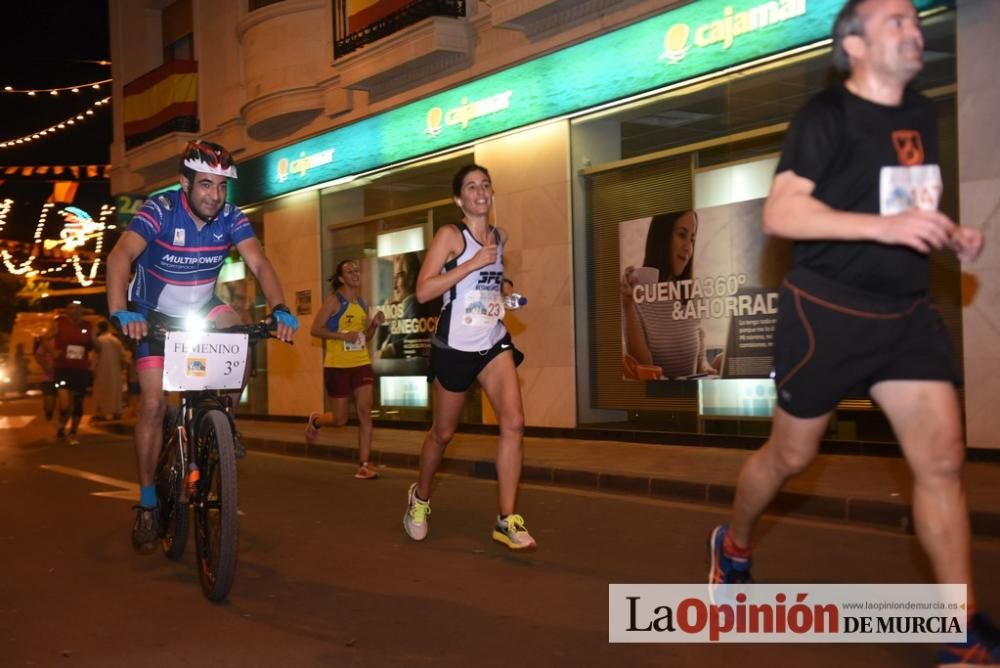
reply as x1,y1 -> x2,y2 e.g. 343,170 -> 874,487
92,321 -> 124,421
10,344 -> 28,394
33,335 -> 57,420
50,302 -> 95,445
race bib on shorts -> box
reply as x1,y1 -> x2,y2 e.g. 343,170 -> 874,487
462,290 -> 502,328
66,345 -> 86,360
343,332 -> 365,352
879,164 -> 942,215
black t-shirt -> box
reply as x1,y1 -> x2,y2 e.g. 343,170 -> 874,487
775,83 -> 940,297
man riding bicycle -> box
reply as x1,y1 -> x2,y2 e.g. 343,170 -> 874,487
106,140 -> 298,553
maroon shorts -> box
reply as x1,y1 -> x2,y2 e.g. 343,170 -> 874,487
324,364 -> 374,398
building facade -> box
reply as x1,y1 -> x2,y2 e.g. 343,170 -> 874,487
108,0 -> 1000,449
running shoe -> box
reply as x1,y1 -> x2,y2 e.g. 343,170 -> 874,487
131,504 -> 160,554
403,483 -> 430,541
492,514 -> 537,551
937,612 -> 1000,666
354,462 -> 378,480
305,412 -> 320,445
708,524 -> 752,603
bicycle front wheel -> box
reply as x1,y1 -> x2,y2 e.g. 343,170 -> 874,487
156,405 -> 189,560
192,409 -> 239,602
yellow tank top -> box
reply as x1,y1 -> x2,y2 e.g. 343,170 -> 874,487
324,298 -> 371,368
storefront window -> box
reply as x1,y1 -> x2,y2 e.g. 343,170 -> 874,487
225,212 -> 269,414
318,152 -> 486,423
571,10 -> 957,443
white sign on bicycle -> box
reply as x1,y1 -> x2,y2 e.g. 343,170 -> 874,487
163,332 -> 249,391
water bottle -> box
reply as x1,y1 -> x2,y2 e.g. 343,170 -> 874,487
503,293 -> 527,310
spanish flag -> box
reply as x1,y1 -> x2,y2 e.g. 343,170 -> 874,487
123,60 -> 198,150
348,0 -> 414,33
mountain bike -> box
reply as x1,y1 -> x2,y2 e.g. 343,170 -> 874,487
151,318 -> 278,602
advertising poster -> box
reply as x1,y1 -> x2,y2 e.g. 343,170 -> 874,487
370,250 -> 441,377
619,199 -> 787,381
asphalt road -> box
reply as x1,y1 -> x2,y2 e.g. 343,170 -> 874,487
1,397 -> 997,667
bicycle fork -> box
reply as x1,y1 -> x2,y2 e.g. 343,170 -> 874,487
180,398 -> 199,501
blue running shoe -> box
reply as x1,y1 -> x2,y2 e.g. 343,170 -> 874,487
937,612 -> 1000,666
708,524 -> 752,604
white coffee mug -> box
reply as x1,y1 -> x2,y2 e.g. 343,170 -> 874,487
631,266 -> 660,285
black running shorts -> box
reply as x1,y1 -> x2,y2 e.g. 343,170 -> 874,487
53,368 -> 92,396
428,333 -> 524,393
773,267 -> 959,418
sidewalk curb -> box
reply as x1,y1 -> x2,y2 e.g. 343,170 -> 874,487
244,434 -> 1000,540
96,422 -> 999,539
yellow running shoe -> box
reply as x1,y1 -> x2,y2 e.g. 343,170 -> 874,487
403,483 -> 430,541
492,514 -> 537,551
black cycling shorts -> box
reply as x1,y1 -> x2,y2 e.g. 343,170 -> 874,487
130,297 -> 235,367
773,267 -> 959,418
428,333 -> 524,393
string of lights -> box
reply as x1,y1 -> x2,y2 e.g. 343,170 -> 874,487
68,204 -> 114,287
0,97 -> 111,149
2,79 -> 110,96
0,201 -> 115,288
0,198 -> 12,234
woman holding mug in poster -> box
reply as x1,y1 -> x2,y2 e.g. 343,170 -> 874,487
621,210 -> 723,380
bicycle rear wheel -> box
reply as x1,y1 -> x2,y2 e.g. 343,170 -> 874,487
155,406 -> 189,560
193,409 -> 239,602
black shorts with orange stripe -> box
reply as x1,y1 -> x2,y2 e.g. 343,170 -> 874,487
772,266 -> 959,418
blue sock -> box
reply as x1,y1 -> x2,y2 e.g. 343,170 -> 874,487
140,485 -> 158,508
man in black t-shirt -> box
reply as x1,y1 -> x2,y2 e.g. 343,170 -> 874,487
708,1 -> 997,661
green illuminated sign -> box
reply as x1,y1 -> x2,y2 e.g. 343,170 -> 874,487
233,0 -> 949,204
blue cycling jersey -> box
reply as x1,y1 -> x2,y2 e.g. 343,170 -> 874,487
126,189 -> 256,317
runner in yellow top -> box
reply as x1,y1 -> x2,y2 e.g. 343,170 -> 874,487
305,259 -> 385,479
324,295 -> 370,369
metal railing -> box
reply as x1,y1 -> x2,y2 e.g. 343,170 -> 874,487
249,0 -> 285,11
334,0 -> 465,58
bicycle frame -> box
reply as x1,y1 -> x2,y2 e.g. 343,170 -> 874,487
173,392 -> 234,479
150,318 -> 277,601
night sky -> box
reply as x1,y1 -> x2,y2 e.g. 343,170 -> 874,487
0,2 -> 112,253
0,2 -> 111,166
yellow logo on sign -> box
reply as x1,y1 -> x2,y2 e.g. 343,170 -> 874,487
661,24 -> 691,63
186,357 -> 207,377
660,0 -> 807,64
275,148 -> 335,183
425,91 -> 514,137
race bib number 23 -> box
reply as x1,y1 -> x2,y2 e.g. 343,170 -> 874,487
462,290 -> 502,328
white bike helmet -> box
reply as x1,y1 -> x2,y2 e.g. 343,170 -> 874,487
181,140 -> 237,179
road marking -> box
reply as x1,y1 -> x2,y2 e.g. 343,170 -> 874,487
40,464 -> 139,501
39,464 -> 246,515
0,416 -> 37,429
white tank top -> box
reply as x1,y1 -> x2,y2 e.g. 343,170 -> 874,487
435,223 -> 507,352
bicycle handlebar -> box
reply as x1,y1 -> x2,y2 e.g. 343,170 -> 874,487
145,319 -> 282,344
